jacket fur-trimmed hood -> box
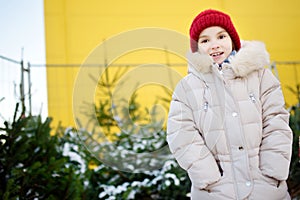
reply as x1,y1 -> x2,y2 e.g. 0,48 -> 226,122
187,40 -> 270,77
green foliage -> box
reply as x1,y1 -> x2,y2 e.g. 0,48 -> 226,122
76,91 -> 191,199
288,105 -> 300,199
286,85 -> 300,199
0,103 -> 83,200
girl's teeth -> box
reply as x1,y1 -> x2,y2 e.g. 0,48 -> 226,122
212,52 -> 222,56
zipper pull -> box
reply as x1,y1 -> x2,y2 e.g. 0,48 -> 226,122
249,93 -> 256,103
203,101 -> 208,112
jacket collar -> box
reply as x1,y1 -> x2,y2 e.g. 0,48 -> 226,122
187,41 -> 270,78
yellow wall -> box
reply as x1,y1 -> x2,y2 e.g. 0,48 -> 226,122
45,0 -> 300,128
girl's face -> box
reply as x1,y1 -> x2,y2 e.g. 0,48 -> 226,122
198,26 -> 233,65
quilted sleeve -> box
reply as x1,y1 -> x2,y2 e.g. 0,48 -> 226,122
259,68 -> 293,181
166,79 -> 221,189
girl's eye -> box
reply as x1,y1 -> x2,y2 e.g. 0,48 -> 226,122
200,39 -> 209,43
219,34 -> 227,39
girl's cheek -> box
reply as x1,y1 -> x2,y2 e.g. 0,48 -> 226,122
197,44 -> 208,54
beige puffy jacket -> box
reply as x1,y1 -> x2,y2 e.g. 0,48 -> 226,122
167,41 -> 293,200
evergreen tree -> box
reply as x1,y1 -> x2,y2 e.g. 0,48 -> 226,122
287,103 -> 300,199
0,103 -> 83,200
75,90 -> 191,199
74,67 -> 191,199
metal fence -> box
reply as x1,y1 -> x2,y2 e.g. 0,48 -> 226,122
0,55 -> 24,124
0,55 -> 48,125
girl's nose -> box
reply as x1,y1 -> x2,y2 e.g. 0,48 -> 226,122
210,41 -> 220,50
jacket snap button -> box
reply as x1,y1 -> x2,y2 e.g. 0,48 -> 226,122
232,112 -> 237,117
245,181 -> 251,187
238,146 -> 244,150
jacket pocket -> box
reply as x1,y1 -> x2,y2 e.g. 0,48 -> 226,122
202,173 -> 236,199
250,169 -> 289,200
204,171 -> 230,193
251,168 -> 278,186
259,172 -> 280,188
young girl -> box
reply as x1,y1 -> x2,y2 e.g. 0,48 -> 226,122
167,9 -> 293,200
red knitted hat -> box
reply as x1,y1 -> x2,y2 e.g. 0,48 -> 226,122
189,9 -> 241,52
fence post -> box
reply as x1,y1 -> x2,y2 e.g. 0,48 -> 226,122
20,59 -> 26,116
27,62 -> 32,116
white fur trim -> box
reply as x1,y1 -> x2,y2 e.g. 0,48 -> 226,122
230,41 -> 270,77
187,40 -> 270,77
186,50 -> 213,74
